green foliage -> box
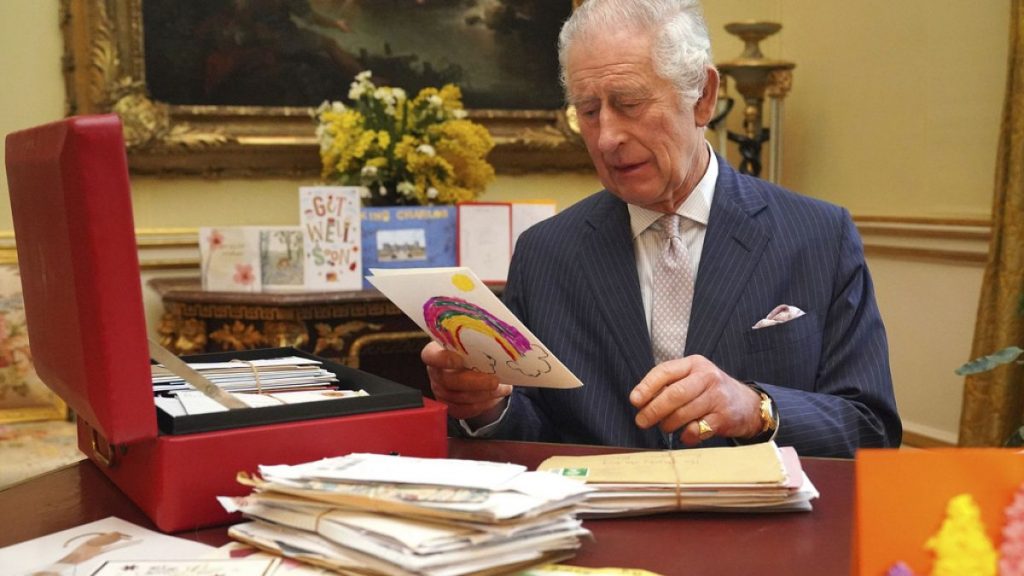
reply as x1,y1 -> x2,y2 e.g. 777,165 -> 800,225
957,288 -> 1024,445
1006,425 -> 1024,447
955,346 -> 1024,376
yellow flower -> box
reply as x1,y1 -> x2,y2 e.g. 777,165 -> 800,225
315,71 -> 495,206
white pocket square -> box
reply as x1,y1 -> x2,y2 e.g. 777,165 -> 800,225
752,305 -> 806,329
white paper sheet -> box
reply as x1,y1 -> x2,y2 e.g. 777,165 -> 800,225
90,559 -> 278,576
261,453 -> 526,491
0,516 -> 215,576
511,201 -> 556,250
457,203 -> 512,282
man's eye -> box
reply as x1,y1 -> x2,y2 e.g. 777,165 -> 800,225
579,107 -> 599,118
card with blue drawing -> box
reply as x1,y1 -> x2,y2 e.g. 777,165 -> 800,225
366,267 -> 583,389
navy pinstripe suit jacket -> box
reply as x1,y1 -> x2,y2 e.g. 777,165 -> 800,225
482,159 -> 901,458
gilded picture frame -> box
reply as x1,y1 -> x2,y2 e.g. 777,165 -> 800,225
60,0 -> 590,178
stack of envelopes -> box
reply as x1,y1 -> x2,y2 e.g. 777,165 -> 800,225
219,453 -> 592,576
152,356 -> 351,416
536,442 -> 819,517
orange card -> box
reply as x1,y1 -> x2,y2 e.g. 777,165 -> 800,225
854,448 -> 1024,575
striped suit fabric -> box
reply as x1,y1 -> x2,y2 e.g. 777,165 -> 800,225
484,158 -> 901,458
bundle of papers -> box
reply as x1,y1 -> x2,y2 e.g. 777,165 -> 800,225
152,356 -> 359,416
219,453 -> 593,576
537,442 -> 819,517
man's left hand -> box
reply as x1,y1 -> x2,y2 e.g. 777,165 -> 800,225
630,355 -> 764,445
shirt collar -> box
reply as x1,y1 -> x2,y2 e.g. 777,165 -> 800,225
628,143 -> 718,239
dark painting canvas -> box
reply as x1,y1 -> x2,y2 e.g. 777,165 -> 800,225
143,0 -> 570,110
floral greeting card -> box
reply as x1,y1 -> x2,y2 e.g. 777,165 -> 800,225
199,227 -> 262,292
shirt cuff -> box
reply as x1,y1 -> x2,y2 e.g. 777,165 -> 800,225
457,398 -> 511,438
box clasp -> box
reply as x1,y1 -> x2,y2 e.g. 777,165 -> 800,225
90,427 -> 121,468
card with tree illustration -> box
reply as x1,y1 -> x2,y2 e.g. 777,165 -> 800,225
259,226 -> 305,292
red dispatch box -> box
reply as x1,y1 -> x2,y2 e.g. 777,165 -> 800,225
4,114 -> 448,533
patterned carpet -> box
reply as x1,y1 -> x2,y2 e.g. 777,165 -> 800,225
0,420 -> 84,489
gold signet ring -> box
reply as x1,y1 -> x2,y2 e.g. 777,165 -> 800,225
697,418 -> 714,440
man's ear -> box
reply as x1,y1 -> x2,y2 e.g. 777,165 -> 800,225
694,67 -> 720,127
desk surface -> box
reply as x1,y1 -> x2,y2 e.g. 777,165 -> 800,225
0,439 -> 853,576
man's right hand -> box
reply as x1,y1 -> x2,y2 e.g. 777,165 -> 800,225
421,341 -> 512,426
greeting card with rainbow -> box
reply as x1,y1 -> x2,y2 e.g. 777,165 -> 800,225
367,267 -> 583,389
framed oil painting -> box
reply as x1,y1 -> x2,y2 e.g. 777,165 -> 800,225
60,0 -> 590,177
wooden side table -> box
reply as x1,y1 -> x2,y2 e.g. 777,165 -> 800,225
148,277 -> 433,394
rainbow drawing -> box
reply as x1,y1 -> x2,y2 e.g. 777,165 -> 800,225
423,296 -> 533,361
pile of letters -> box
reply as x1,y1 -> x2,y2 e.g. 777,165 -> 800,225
220,452 -> 592,576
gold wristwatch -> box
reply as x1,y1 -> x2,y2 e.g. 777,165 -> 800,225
746,384 -> 778,443
734,384 -> 779,445
756,391 -> 778,436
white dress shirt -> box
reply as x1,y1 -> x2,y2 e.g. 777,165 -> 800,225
628,144 -> 718,333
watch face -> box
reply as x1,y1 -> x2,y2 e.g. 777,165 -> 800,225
760,394 -> 777,432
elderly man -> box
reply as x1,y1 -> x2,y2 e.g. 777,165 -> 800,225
421,0 -> 901,457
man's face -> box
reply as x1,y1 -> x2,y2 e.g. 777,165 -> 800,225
567,29 -> 716,213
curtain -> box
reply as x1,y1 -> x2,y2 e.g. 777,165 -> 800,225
959,0 -> 1024,446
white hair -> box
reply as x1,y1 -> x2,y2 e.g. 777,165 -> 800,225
558,0 -> 714,106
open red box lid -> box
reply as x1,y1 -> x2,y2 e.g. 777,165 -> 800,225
5,114 -> 155,445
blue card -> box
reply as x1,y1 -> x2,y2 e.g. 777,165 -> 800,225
360,206 -> 457,288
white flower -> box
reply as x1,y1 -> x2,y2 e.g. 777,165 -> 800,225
378,186 -> 388,197
397,181 -> 416,197
416,144 -> 436,156
361,165 -> 378,178
314,100 -> 346,117
392,88 -> 406,101
427,187 -> 439,200
315,125 -> 331,152
428,94 -> 443,107
349,84 -> 365,100
359,187 -> 371,199
452,109 -> 468,119
355,70 -> 373,82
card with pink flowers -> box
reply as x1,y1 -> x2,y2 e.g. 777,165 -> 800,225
199,227 -> 262,292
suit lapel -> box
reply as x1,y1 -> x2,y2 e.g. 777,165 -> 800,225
577,193 -> 653,383
686,162 -> 770,357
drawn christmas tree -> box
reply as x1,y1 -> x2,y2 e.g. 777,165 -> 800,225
925,493 -> 997,576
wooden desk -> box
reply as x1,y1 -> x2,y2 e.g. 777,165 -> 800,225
0,439 -> 852,576
149,277 -> 433,394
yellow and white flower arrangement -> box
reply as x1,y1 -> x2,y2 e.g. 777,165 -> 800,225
315,71 -> 495,206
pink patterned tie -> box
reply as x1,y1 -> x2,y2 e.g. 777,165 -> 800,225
651,214 -> 695,365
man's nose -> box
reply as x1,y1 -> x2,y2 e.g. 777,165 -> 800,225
596,110 -> 626,153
